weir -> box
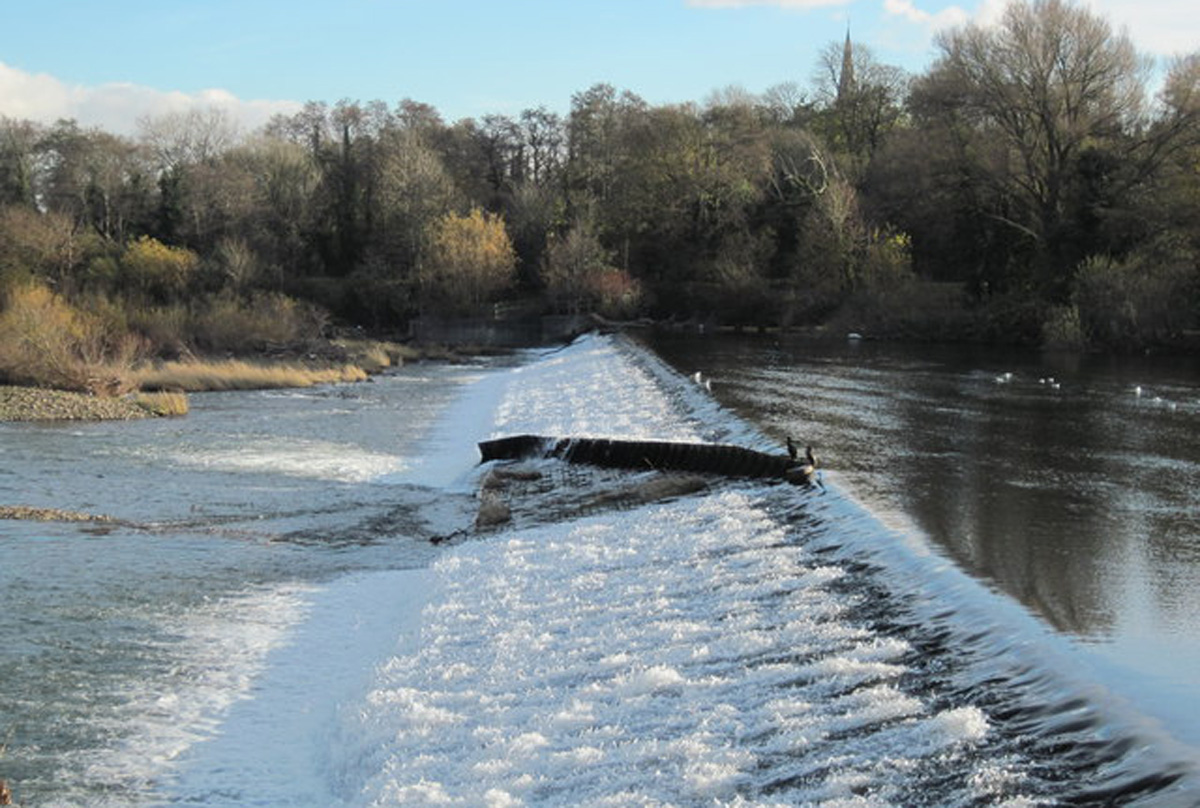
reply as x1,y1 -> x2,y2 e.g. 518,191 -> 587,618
479,434 -> 815,484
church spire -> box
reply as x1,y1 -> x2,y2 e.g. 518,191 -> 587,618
837,27 -> 855,103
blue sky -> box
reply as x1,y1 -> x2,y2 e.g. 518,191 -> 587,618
0,0 -> 1193,134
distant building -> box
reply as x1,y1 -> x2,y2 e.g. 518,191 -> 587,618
837,29 -> 855,103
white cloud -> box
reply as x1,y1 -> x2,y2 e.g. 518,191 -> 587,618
0,61 -> 301,135
1084,0 -> 1199,57
687,0 -> 852,9
882,0 -> 1199,57
882,0 -> 971,31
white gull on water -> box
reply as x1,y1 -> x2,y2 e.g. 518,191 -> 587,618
158,334 -> 1200,807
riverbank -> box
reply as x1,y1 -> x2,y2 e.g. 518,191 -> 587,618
0,385 -> 153,422
0,338 -> 497,422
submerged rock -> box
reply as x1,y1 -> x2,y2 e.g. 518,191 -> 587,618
630,474 -> 708,503
475,493 -> 513,530
480,466 -> 544,492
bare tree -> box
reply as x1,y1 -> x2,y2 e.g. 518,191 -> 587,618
138,108 -> 241,171
915,0 -> 1153,294
519,106 -> 564,187
760,82 -> 810,125
0,116 -> 41,207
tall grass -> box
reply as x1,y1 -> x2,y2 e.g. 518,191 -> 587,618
333,338 -> 421,373
134,359 -> 368,392
0,283 -> 144,394
132,391 -> 190,417
1,283 -> 374,400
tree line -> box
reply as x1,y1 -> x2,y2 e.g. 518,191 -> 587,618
2,0 -> 1199,358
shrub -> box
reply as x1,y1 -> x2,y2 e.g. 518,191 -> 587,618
0,205 -> 79,284
0,283 -> 143,393
860,229 -> 915,292
699,259 -> 773,325
121,236 -> 200,303
544,222 -> 643,319
84,254 -> 122,291
213,237 -> 261,291
831,280 -> 975,341
585,268 -> 642,320
1042,304 -> 1086,350
1073,245 -> 1198,349
544,222 -> 611,314
188,292 -> 328,354
127,304 -> 191,358
418,208 -> 517,315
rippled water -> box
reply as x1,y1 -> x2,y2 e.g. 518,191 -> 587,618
1,335 -> 1198,807
0,361 -> 493,806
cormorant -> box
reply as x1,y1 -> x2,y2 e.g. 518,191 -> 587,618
786,436 -> 798,461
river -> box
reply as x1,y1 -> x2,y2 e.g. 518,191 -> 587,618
643,331 -> 1200,748
1,333 -> 1197,806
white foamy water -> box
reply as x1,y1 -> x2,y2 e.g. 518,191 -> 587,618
170,436 -> 409,483
490,340 -> 702,442
164,571 -> 433,807
335,491 -> 1002,807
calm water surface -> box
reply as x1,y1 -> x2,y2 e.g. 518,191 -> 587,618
645,331 -> 1200,736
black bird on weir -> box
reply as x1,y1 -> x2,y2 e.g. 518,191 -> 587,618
786,436 -> 816,469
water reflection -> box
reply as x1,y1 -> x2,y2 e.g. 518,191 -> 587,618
643,332 -> 1200,655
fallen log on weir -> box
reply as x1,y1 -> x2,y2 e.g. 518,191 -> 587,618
478,434 -> 815,485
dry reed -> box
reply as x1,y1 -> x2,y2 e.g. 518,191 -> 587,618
134,359 -> 368,392
334,338 -> 420,373
132,391 -> 190,417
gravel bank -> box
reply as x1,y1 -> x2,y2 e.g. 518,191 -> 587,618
0,385 -> 151,422
0,505 -> 119,523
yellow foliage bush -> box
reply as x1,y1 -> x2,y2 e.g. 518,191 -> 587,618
419,208 -> 516,314
121,236 -> 200,302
